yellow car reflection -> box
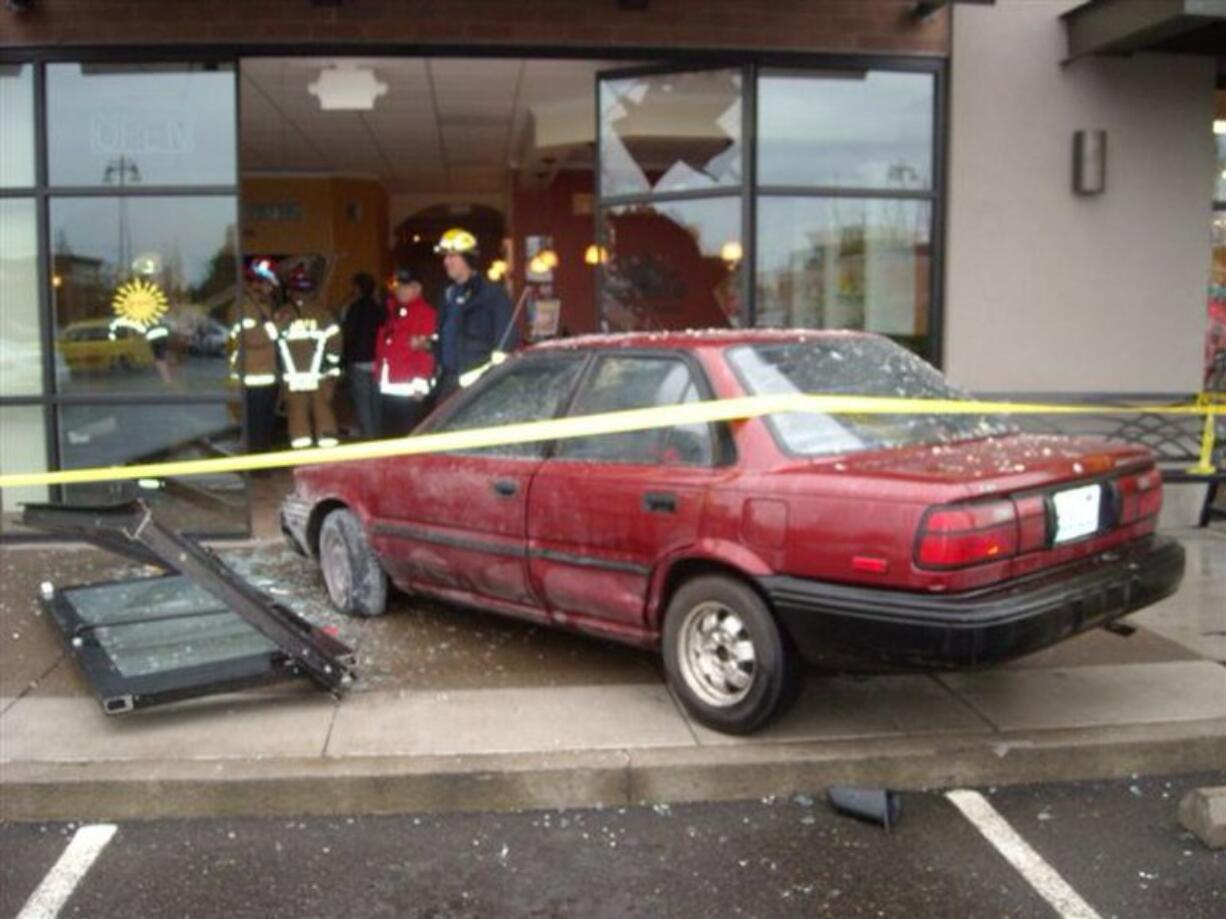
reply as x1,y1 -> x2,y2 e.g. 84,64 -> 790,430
57,319 -> 155,374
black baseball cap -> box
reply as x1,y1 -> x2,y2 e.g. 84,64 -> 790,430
393,267 -> 416,285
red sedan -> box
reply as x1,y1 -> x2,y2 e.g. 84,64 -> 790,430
282,330 -> 1184,733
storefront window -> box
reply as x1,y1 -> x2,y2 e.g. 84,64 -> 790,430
47,63 -> 236,187
600,197 -> 743,331
755,197 -> 932,354
49,196 -> 239,395
0,64 -> 36,187
0,406 -> 48,533
600,68 -> 743,198
0,198 -> 43,397
757,70 -> 934,190
58,401 -> 246,535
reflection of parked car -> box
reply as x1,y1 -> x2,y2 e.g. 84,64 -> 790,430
189,318 -> 229,357
57,319 -> 154,373
282,330 -> 1184,734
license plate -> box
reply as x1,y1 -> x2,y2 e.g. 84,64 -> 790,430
1053,483 -> 1102,544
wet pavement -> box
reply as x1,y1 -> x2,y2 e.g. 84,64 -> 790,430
1,771 -> 1222,919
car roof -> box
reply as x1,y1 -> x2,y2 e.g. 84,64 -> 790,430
529,327 -> 879,353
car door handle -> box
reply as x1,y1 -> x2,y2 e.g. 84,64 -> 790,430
492,479 -> 518,497
643,491 -> 677,514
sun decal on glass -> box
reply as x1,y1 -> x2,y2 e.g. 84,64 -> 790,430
112,278 -> 169,326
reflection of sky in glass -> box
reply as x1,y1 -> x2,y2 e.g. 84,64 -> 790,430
0,65 -> 35,187
51,196 -> 236,291
758,71 -> 933,189
47,64 -> 236,186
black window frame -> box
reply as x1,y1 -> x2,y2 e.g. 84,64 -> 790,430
594,56 -> 946,367
0,52 -> 245,540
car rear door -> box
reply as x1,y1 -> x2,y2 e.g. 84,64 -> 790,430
372,353 -> 587,615
527,351 -> 731,638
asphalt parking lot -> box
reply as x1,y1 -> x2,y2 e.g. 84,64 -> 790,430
3,771 -> 1222,919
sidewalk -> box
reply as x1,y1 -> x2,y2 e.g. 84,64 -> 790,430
1,528 -> 1223,821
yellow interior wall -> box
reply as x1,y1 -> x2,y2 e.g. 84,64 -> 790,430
241,176 -> 389,311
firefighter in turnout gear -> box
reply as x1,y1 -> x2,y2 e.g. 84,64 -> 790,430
277,260 -> 343,449
229,259 -> 282,453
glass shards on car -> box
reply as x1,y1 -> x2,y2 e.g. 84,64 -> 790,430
725,337 -> 1013,457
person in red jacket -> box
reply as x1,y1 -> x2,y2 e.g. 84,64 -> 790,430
375,267 -> 437,435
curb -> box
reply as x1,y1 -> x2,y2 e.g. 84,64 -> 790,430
3,719 -> 1224,822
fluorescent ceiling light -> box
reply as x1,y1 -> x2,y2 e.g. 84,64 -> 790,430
308,63 -> 388,111
1215,119 -> 1226,136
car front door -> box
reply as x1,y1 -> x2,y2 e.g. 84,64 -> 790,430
372,354 -> 587,617
527,352 -> 731,639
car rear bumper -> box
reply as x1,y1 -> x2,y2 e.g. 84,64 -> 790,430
759,536 -> 1185,669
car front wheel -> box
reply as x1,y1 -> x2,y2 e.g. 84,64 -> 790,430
318,508 -> 388,617
662,574 -> 800,735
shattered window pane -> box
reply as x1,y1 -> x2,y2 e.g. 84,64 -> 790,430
600,69 -> 742,197
727,338 -> 1013,457
62,574 -> 277,678
557,356 -> 713,465
436,356 -> 585,458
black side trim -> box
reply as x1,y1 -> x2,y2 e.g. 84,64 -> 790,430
372,521 -> 526,559
372,521 -> 651,575
530,546 -> 650,576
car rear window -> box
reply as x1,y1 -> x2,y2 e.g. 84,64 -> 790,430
726,338 -> 1011,457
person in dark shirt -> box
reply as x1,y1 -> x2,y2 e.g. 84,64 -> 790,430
434,228 -> 519,401
340,272 -> 385,437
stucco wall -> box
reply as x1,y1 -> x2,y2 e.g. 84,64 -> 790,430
945,0 -> 1215,394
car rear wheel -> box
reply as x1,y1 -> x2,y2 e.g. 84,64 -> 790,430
662,574 -> 800,735
318,508 -> 388,617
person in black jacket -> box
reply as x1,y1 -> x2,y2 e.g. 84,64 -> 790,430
340,272 -> 385,437
434,228 -> 519,401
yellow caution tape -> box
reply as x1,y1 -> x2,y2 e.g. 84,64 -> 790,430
1,393 -> 1221,489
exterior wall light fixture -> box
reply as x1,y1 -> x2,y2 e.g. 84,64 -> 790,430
1073,129 -> 1107,196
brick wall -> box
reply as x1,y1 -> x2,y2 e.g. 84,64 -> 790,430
0,1 -> 948,55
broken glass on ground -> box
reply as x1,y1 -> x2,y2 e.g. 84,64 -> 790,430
23,499 -> 355,715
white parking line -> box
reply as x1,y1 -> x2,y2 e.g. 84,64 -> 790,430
16,823 -> 117,919
946,790 -> 1102,919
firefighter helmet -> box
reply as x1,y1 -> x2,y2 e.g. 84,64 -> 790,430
247,258 -> 280,287
435,227 -> 479,256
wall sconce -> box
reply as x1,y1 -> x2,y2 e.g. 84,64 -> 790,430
584,244 -> 609,266
1073,129 -> 1106,196
487,259 -> 508,282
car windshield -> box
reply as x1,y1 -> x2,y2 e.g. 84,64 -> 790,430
726,337 -> 1013,457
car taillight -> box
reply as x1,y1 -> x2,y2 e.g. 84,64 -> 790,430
916,500 -> 1019,569
1118,468 -> 1162,524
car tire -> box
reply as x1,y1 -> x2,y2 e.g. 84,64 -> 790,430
662,574 -> 801,735
318,508 -> 388,617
